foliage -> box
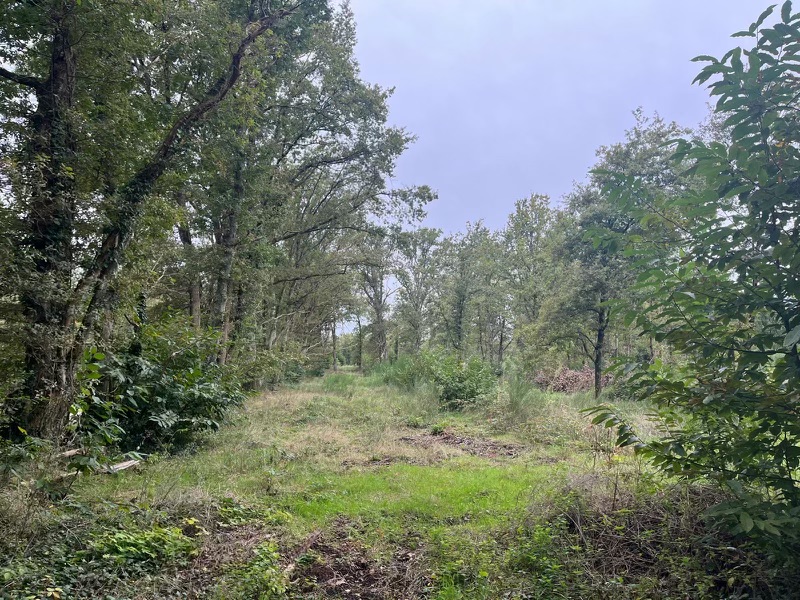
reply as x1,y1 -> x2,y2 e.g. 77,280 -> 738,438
377,352 -> 496,409
228,346 -> 309,389
0,433 -> 51,483
74,318 -> 244,452
593,2 -> 800,548
431,354 -> 497,409
84,523 -> 197,568
213,543 -> 288,600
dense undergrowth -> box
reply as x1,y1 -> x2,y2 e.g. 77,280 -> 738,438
2,370 -> 799,599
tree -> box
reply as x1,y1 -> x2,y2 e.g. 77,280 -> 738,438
595,3 -> 800,539
394,228 -> 441,353
0,0 -> 329,438
433,225 -> 483,357
359,231 -> 395,363
537,112 -> 689,397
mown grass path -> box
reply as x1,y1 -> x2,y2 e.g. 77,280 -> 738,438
78,372 -> 604,598
8,372 -> 787,598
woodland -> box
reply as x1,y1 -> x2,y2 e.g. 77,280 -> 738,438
2,1 -> 800,598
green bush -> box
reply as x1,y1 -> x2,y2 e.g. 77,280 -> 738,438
377,352 -> 496,409
375,354 -> 432,391
74,317 -> 245,452
432,355 -> 496,409
84,523 -> 197,568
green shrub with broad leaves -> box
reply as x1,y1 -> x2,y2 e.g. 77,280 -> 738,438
589,2 -> 800,552
73,317 -> 244,452
83,523 -> 197,568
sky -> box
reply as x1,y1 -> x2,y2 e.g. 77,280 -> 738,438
348,0 -> 767,233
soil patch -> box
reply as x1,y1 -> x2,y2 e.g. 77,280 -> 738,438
287,520 -> 429,599
399,431 -> 523,459
342,455 -> 425,468
178,523 -> 274,594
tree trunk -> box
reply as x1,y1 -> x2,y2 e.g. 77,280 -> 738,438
356,316 -> 364,371
213,143 -> 245,365
332,320 -> 338,372
176,195 -> 202,331
498,318 -> 505,365
374,307 -> 387,363
593,306 -> 609,399
17,1 -> 79,438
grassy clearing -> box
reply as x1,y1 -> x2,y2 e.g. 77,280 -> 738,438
2,372 -> 796,599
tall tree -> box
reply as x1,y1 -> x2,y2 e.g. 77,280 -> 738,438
537,112 -> 690,396
0,0 -> 329,438
394,227 -> 441,353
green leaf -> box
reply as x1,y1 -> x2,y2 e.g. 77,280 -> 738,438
691,55 -> 719,63
739,511 -> 754,533
782,0 -> 792,23
784,325 -> 800,347
754,5 -> 777,29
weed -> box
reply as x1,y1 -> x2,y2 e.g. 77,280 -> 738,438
213,542 -> 287,599
217,496 -> 291,527
83,522 -> 198,568
404,415 -> 426,428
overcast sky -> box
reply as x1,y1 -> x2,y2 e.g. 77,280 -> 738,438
348,1 -> 766,233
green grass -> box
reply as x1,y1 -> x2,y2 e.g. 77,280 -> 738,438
5,371 -> 795,599
283,458 -> 557,526
59,372 -> 588,597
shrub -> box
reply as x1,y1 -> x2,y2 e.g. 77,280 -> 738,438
377,353 -> 496,409
432,355 -> 496,409
73,317 -> 245,452
375,354 -> 432,391
84,523 -> 197,569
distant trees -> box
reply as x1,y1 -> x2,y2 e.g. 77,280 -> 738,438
394,228 -> 441,353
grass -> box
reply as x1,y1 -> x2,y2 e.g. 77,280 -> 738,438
2,371 -> 797,599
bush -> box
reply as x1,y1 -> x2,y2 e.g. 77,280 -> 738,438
432,355 -> 496,409
74,317 -> 245,452
377,353 -> 497,409
84,523 -> 197,569
375,354 -> 432,391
